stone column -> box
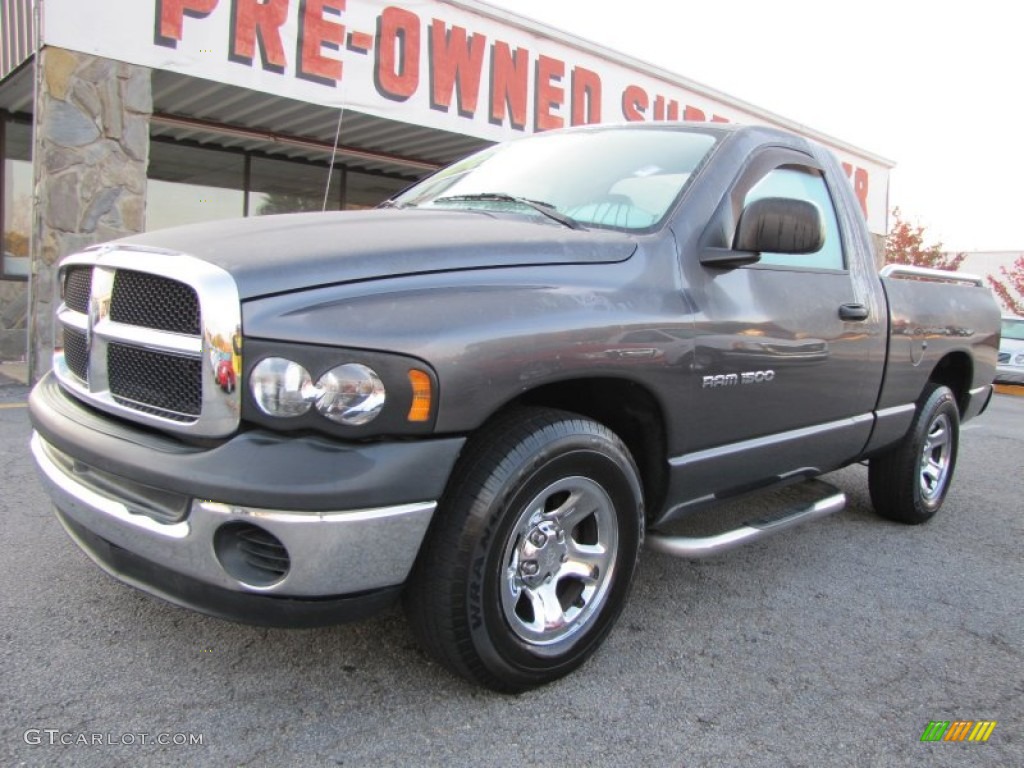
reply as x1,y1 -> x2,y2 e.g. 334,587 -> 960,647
28,47 -> 151,384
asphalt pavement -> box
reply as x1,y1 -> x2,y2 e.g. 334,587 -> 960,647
1,380 -> 1021,767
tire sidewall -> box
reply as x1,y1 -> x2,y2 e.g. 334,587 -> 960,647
465,433 -> 643,683
911,387 -> 960,516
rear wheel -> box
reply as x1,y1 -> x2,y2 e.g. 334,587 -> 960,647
869,383 -> 960,524
405,408 -> 644,692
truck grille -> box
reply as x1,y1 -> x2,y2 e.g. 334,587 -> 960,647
63,267 -> 93,313
110,270 -> 201,335
108,343 -> 203,420
53,249 -> 242,437
63,327 -> 90,383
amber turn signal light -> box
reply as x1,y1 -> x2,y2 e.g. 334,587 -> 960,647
407,369 -> 432,422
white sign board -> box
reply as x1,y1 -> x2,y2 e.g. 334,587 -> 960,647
43,0 -> 891,233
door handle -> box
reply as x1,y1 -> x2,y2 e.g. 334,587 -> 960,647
839,303 -> 869,321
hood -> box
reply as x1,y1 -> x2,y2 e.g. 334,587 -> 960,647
110,209 -> 638,299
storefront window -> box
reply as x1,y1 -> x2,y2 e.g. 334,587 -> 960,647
346,172 -> 409,210
2,119 -> 31,280
146,141 -> 245,232
248,156 -> 341,216
146,138 -> 419,230
1,116 -> 30,362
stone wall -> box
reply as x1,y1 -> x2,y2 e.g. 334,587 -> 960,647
28,47 -> 151,383
0,281 -> 27,360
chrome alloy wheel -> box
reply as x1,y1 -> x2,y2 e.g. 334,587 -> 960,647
500,476 -> 619,654
919,412 -> 953,504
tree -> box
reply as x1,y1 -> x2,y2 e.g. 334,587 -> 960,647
987,255 -> 1024,316
884,207 -> 965,271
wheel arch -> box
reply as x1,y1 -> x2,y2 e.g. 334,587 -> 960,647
505,377 -> 669,523
928,351 -> 973,414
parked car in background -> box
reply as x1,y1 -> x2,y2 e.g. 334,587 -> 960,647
997,316 -> 1024,384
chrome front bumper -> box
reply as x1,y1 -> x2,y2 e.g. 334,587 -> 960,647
32,432 -> 435,600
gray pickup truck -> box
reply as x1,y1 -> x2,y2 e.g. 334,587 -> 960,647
29,123 -> 1000,691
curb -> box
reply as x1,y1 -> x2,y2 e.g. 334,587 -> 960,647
994,384 -> 1024,397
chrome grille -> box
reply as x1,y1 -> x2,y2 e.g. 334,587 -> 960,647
63,327 -> 89,383
52,248 -> 242,438
63,267 -> 93,313
110,270 -> 200,335
108,343 -> 203,420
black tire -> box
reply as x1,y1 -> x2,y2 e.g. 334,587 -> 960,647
405,407 -> 644,692
868,384 -> 960,524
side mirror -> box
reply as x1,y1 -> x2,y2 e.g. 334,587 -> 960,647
733,197 -> 824,255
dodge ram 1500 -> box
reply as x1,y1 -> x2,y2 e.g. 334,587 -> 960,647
29,123 -> 1000,691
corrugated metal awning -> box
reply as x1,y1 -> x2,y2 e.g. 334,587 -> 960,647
151,70 -> 490,179
1,0 -> 34,82
1,63 -> 491,180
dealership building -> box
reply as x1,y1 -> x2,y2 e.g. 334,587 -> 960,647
1,0 -> 894,381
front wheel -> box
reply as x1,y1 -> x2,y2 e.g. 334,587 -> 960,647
869,383 -> 960,524
405,408 -> 644,692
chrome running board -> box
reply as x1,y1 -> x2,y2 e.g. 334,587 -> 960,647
646,479 -> 846,559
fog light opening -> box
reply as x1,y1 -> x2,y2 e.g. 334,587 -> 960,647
213,522 -> 290,587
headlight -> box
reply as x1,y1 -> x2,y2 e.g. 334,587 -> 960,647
315,364 -> 386,425
242,341 -> 434,436
250,357 -> 316,416
1015,352 -> 1024,366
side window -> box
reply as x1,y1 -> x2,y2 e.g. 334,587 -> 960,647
743,166 -> 844,270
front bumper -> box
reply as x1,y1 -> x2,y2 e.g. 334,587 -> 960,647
29,374 -> 466,625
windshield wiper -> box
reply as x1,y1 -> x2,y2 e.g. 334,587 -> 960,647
432,193 -> 584,230
378,199 -> 408,209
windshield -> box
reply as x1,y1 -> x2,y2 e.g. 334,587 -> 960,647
1002,318 -> 1024,341
392,128 -> 719,231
